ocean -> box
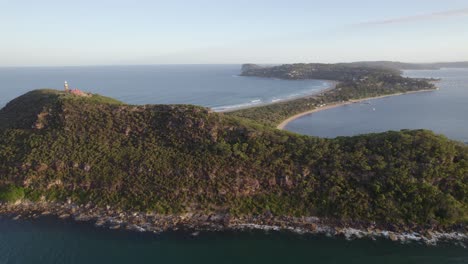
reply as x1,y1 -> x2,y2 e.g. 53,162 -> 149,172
0,64 -> 328,111
0,65 -> 467,263
0,217 -> 466,264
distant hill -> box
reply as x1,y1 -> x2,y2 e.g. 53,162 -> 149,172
0,89 -> 466,231
240,62 -> 403,80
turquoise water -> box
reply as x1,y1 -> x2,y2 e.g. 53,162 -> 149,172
285,68 -> 468,142
0,66 -> 467,263
0,217 -> 466,264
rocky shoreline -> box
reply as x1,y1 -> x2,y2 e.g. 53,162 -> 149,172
1,201 -> 466,246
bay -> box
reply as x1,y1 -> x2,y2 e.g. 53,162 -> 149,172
284,68 -> 468,143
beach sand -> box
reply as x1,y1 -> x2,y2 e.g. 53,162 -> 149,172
219,80 -> 338,113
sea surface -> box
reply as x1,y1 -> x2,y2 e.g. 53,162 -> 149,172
0,65 -> 467,263
285,68 -> 468,143
0,217 -> 466,264
0,65 -> 328,111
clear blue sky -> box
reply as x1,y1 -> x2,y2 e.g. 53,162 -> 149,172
1,0 -> 468,66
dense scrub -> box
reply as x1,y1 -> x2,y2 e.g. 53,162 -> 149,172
0,90 -> 466,229
0,184 -> 25,202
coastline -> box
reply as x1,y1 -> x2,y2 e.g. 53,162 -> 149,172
276,88 -> 438,130
1,75 -> 460,246
1,201 -> 466,245
218,80 -> 338,113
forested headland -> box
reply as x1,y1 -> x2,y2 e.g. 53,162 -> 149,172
0,89 -> 466,234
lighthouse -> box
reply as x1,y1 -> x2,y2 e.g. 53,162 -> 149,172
64,81 -> 69,92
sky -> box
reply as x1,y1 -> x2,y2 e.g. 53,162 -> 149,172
1,0 -> 468,66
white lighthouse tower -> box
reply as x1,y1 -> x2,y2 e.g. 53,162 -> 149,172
64,81 -> 69,92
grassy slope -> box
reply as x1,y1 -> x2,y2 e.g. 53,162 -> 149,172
0,89 -> 466,229
0,89 -> 122,130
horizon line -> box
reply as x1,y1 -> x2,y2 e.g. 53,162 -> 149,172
1,60 -> 468,68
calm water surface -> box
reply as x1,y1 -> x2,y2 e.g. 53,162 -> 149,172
285,68 -> 468,142
0,217 -> 466,264
0,65 -> 328,111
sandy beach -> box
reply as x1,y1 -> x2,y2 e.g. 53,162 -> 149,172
219,80 -> 338,113
276,88 -> 438,130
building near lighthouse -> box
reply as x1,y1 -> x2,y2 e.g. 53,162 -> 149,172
64,81 -> 90,97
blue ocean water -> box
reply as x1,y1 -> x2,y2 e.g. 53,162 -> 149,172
0,64 -> 328,111
284,68 -> 468,142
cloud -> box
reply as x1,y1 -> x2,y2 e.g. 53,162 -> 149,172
358,7 -> 468,26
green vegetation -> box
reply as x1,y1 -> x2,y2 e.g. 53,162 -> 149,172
0,184 -> 25,203
0,89 -> 466,228
229,63 -> 436,126
0,89 -> 122,130
241,63 -> 403,80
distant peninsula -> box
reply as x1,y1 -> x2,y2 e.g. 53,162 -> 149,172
0,62 -> 467,244
228,63 -> 438,127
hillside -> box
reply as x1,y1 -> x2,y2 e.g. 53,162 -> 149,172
0,89 -> 466,233
0,89 -> 122,130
